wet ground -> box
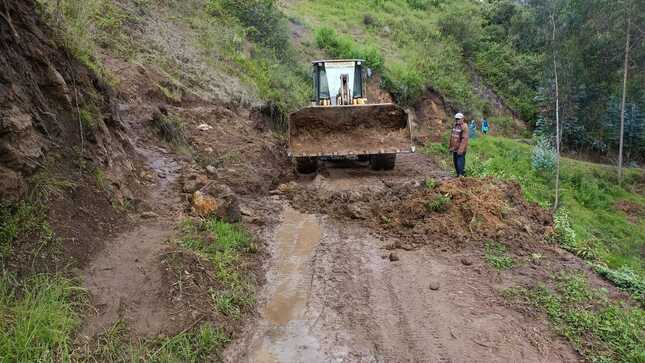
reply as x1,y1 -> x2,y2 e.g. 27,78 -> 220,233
80,144 -> 184,338
225,155 -> 580,363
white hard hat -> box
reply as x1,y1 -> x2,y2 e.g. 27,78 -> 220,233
454,113 -> 464,120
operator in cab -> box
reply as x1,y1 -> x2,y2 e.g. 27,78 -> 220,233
448,113 -> 469,177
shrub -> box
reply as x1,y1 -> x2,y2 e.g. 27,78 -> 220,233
363,13 -> 376,26
531,136 -> 556,173
209,0 -> 290,55
381,62 -> 425,105
553,208 -> 577,251
438,2 -> 482,55
152,114 -> 185,145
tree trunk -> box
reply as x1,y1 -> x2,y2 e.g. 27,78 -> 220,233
618,7 -> 631,182
551,12 -> 561,210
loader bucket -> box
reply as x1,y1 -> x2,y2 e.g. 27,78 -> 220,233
288,104 -> 412,157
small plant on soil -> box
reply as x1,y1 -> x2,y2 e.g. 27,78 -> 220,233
484,241 -> 514,270
424,178 -> 438,189
425,194 -> 451,212
528,252 -> 543,264
211,290 -> 242,320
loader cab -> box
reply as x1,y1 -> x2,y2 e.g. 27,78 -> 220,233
312,59 -> 368,106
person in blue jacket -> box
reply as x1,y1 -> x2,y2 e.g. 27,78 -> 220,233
481,118 -> 490,135
469,119 -> 477,139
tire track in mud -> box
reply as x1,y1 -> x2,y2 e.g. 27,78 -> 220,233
338,228 -> 451,363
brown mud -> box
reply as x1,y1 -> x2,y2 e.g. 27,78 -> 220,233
283,176 -> 552,251
80,145 -> 183,338
225,154 -> 594,362
289,104 -> 411,156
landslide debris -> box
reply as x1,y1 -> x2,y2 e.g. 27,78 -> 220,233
282,177 -> 552,251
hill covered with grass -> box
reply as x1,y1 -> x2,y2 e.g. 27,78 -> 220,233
281,0 -> 539,118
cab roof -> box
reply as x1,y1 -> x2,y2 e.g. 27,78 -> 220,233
311,59 -> 365,64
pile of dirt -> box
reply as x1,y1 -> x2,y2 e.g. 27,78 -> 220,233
282,177 -> 552,251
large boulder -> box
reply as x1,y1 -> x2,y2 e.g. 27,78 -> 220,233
192,183 -> 241,223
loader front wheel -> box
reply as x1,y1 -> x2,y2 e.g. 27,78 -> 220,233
295,157 -> 318,174
370,154 -> 396,171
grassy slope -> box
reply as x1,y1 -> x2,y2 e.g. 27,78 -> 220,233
282,0 -> 481,109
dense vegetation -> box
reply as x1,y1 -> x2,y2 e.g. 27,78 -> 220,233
285,0 -> 645,162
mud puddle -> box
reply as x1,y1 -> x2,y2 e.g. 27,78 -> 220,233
241,206 -> 330,362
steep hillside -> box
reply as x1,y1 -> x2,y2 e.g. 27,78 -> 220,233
281,0 -> 524,116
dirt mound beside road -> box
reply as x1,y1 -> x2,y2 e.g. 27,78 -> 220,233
283,177 -> 552,251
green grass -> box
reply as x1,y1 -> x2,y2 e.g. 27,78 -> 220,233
424,136 -> 645,284
424,194 -> 450,213
484,241 -> 514,271
284,0 -> 480,109
504,271 -> 645,363
86,319 -> 230,362
179,217 -> 255,320
36,0 -> 135,84
0,202 -> 49,261
0,274 -> 86,362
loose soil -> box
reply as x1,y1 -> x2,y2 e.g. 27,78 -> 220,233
226,158 -> 590,362
224,154 -> 637,362
289,104 -> 411,156
80,145 -> 184,338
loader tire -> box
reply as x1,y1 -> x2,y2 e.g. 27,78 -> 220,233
295,157 -> 318,174
370,154 -> 396,171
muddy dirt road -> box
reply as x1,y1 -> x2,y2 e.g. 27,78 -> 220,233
81,145 -> 184,338
226,155 -> 580,363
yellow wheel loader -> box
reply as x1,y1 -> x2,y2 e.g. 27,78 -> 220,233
288,59 -> 414,174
